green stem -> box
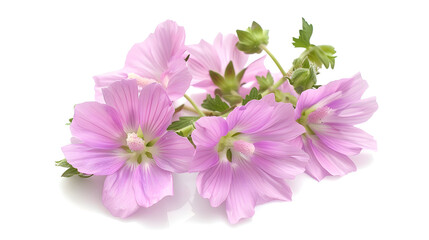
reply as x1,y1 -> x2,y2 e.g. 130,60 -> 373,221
184,94 -> 205,117
259,44 -> 288,77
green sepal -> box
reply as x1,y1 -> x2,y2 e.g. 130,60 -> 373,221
56,159 -> 93,178
226,149 -> 233,162
256,72 -> 274,92
66,118 -> 73,126
242,87 -> 262,105
201,94 -> 230,112
236,21 -> 269,54
209,70 -> 225,88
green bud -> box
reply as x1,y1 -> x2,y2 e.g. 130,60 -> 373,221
236,21 -> 269,54
209,61 -> 247,104
291,67 -> 317,94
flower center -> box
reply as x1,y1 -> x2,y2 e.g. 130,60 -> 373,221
307,106 -> 331,124
127,73 -> 157,87
126,132 -> 145,152
233,140 -> 255,157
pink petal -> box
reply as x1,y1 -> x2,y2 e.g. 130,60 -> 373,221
70,102 -> 126,149
93,70 -> 128,103
302,136 -> 331,181
253,141 -> 307,179
197,161 -> 233,207
192,117 -> 228,147
164,58 -> 192,101
102,80 -> 139,133
102,164 -> 140,218
62,143 -> 128,175
187,40 -> 222,89
240,56 -> 268,84
327,97 -> 378,125
133,161 -> 173,208
138,83 -> 174,140
152,131 -> 195,173
313,124 -> 377,155
189,146 -> 219,172
213,33 -> 248,71
307,136 -> 356,176
247,98 -> 305,142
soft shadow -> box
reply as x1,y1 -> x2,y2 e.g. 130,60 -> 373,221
61,173 -> 193,228
187,189 -> 229,224
286,173 -> 312,194
351,152 -> 374,169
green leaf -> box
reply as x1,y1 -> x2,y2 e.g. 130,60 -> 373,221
56,158 -> 93,178
167,116 -> 200,137
292,18 -> 313,49
201,94 -> 230,112
61,167 -> 80,177
256,72 -> 274,92
236,21 -> 269,54
242,87 -> 262,105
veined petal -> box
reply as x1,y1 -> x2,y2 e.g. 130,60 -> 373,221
192,117 -> 228,147
213,33 -> 248,71
102,80 -> 139,133
152,131 -> 195,173
313,124 -> 377,155
102,164 -> 140,218
138,83 -> 174,140
93,70 -> 128,103
164,58 -> 192,101
62,143 -> 128,175
302,136 -> 331,181
327,97 -> 378,125
189,146 -> 219,172
240,56 -> 267,84
308,136 -> 356,176
253,141 -> 307,179
71,102 -> 126,149
133,161 -> 173,208
187,39 -> 222,85
197,161 -> 233,207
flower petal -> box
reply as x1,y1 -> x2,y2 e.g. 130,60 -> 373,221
253,141 -> 307,179
192,116 -> 228,147
152,131 -> 195,173
102,80 -> 139,133
70,102 -> 126,149
189,146 -> 219,172
302,136 -> 331,181
187,39 -> 222,86
197,161 -> 233,207
62,143 -> 128,175
138,83 -> 174,140
213,33 -> 248,71
313,124 -> 377,155
164,58 -> 192,101
307,136 -> 356,176
240,56 -> 267,84
327,97 -> 378,125
102,164 -> 139,218
93,70 -> 128,103
133,161 -> 173,208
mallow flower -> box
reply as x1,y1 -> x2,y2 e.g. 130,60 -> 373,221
186,33 -> 268,98
93,20 -> 191,102
62,80 -> 194,217
189,95 -> 308,224
295,73 -> 378,181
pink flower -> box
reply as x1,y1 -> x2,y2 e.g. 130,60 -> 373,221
93,20 -> 192,102
62,80 -> 195,218
189,95 -> 308,224
295,73 -> 378,181
187,33 -> 267,96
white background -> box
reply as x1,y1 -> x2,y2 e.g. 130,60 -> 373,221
1,0 -> 428,239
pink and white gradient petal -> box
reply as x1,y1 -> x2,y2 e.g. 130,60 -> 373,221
192,117 -> 229,148
102,80 -> 139,133
62,143 -> 128,176
70,102 -> 126,149
197,161 -> 233,207
152,131 -> 195,173
138,83 -> 174,141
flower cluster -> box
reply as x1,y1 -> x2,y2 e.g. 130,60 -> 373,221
57,19 -> 377,224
